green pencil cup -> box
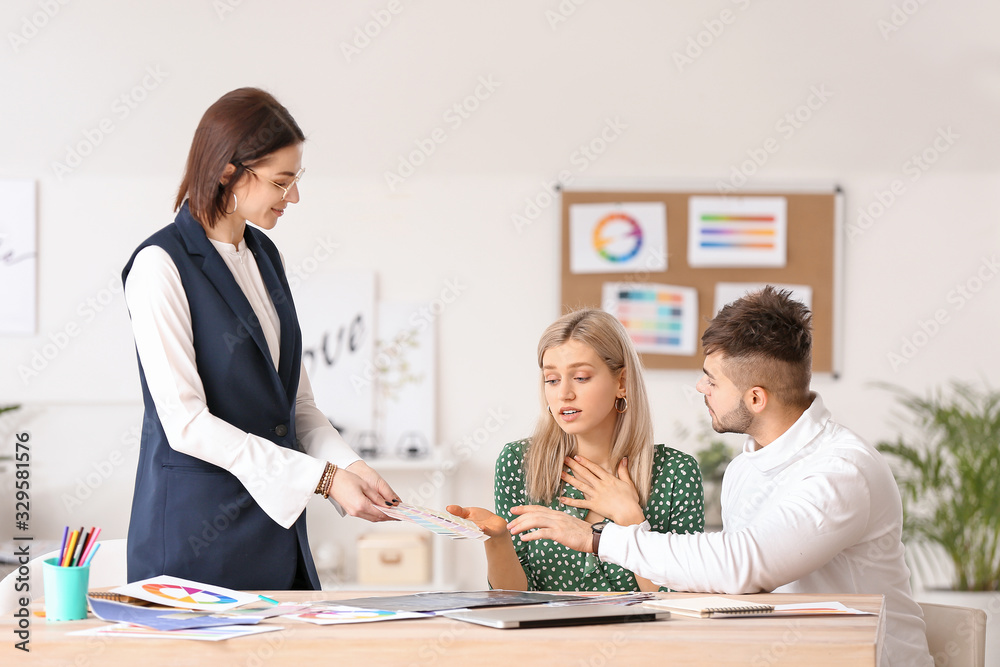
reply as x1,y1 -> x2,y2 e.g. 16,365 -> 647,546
42,557 -> 90,621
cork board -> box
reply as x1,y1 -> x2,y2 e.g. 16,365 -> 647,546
560,189 -> 841,374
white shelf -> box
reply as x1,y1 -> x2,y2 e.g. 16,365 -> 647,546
358,455 -> 450,472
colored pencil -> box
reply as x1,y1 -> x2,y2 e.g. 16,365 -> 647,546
62,530 -> 79,567
82,542 -> 101,567
58,526 -> 69,566
76,527 -> 95,566
79,526 -> 101,565
71,526 -> 86,566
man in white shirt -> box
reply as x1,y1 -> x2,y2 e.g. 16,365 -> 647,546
509,286 -> 932,666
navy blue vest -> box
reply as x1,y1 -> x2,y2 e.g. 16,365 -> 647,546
122,201 -> 319,590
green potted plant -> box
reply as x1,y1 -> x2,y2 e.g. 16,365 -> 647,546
876,381 -> 999,661
876,381 -> 1000,593
0,404 -> 20,467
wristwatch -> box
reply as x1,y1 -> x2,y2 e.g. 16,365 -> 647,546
591,520 -> 608,555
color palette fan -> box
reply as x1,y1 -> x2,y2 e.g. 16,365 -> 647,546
376,503 -> 488,541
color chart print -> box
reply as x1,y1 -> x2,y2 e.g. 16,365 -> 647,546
112,575 -> 259,611
376,503 -> 489,541
285,606 -> 430,625
687,196 -> 787,268
602,283 -> 698,356
570,202 -> 667,274
142,583 -> 237,606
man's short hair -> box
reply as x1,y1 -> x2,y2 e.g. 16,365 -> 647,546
701,286 -> 812,407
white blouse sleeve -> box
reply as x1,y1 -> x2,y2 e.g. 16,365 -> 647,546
124,245 -> 325,530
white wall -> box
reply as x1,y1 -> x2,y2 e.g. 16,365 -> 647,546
1,0 -> 998,589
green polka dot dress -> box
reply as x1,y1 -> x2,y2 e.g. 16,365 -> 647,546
495,439 -> 705,592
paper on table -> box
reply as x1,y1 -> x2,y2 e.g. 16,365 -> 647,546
110,575 -> 260,612
69,622 -> 283,641
771,601 -> 875,616
88,597 -> 262,631
284,605 -> 432,625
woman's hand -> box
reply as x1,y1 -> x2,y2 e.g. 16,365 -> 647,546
326,461 -> 400,522
507,505 -> 594,553
446,505 -> 509,539
559,455 -> 645,526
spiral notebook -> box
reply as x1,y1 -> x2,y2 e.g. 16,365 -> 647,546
642,596 -> 774,618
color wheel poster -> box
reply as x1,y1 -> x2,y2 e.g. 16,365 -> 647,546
602,283 -> 698,356
570,202 -> 667,274
687,196 -> 787,268
111,575 -> 259,612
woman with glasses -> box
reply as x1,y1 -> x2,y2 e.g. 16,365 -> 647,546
122,88 -> 399,590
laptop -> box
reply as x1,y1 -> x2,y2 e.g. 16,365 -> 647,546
441,603 -> 670,629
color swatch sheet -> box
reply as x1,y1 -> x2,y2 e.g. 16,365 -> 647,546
377,503 -> 488,540
110,575 -> 260,612
687,196 -> 787,268
282,605 -> 431,625
602,282 -> 698,356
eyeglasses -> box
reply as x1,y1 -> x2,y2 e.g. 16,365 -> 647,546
244,166 -> 305,200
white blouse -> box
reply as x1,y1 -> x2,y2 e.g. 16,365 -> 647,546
124,237 -> 359,529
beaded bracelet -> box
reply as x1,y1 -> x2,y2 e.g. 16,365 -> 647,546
314,462 -> 338,499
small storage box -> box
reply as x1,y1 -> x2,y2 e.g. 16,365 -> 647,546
357,532 -> 431,585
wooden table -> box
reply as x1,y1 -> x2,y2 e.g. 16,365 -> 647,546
3,591 -> 885,666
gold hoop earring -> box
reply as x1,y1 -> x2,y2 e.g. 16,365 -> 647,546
224,193 -> 238,215
547,405 -> 552,415
614,397 -> 628,414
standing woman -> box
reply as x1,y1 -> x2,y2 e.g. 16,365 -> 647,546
123,88 -> 398,590
449,309 -> 704,592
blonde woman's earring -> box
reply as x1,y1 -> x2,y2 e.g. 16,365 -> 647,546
614,397 -> 628,414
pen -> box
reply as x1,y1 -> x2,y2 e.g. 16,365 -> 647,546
258,594 -> 279,605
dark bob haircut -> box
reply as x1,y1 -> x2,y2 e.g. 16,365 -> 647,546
175,87 -> 305,228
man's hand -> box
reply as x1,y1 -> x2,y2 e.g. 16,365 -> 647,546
559,455 -> 645,526
508,505 -> 594,553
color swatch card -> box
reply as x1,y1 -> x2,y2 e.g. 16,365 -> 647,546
110,575 -> 260,612
284,605 -> 432,625
569,202 -> 667,274
602,282 -> 698,356
375,503 -> 488,541
687,196 -> 787,268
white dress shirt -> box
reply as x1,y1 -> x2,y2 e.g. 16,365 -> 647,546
599,394 -> 932,667
124,237 -> 360,530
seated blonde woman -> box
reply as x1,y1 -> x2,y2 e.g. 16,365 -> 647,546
450,309 -> 704,591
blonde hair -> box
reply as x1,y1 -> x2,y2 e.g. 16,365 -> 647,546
524,309 -> 655,506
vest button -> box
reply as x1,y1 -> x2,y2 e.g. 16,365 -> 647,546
274,424 -> 288,437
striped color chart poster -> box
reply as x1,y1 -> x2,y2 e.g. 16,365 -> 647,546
687,196 -> 787,268
602,282 -> 698,356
